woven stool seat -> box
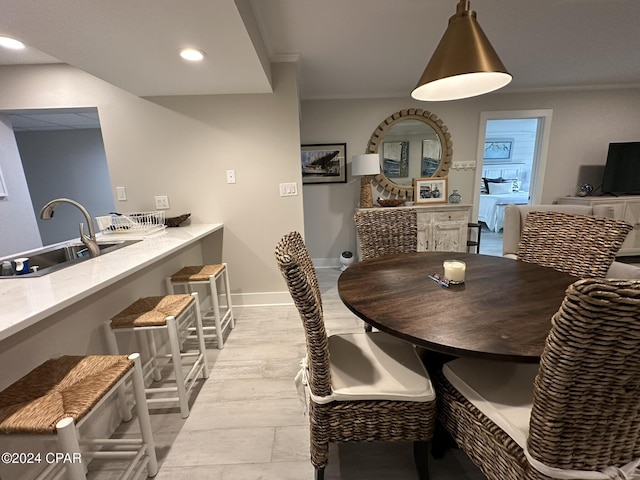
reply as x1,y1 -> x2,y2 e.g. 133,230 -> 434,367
105,292 -> 208,418
0,353 -> 157,480
110,294 -> 194,328
167,262 -> 235,349
0,355 -> 131,435
170,264 -> 225,282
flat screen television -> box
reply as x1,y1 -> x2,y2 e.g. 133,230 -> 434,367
601,142 -> 640,195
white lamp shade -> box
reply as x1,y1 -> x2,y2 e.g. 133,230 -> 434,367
351,154 -> 380,177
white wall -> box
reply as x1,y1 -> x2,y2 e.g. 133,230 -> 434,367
0,63 -> 304,303
301,89 -> 640,264
0,115 -> 42,256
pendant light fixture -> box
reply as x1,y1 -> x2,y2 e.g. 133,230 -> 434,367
411,0 -> 511,101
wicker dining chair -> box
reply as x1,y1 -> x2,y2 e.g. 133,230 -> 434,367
354,208 -> 418,260
354,208 -> 418,331
436,278 -> 640,480
516,210 -> 632,278
275,231 -> 436,480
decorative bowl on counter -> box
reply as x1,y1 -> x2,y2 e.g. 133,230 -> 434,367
376,198 -> 406,208
165,213 -> 191,227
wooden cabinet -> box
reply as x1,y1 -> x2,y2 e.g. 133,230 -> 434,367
416,208 -> 470,252
557,195 -> 640,256
356,204 -> 471,258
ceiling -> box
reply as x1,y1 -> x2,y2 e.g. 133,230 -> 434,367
0,0 -> 639,101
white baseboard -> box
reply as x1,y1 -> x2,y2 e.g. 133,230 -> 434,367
230,258 -> 340,307
230,291 -> 294,307
312,257 -> 341,268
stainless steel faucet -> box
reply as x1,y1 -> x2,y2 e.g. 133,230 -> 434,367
40,198 -> 101,258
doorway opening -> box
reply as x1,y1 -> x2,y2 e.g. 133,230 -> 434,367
474,109 -> 553,256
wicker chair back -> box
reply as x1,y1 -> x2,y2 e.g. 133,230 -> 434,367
354,209 -> 417,260
275,231 -> 330,398
517,211 -> 632,278
529,278 -> 640,474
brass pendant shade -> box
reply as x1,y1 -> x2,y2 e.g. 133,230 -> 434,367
411,0 -> 512,101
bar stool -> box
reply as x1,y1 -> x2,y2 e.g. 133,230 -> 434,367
104,293 -> 208,418
0,353 -> 157,480
166,264 -> 235,349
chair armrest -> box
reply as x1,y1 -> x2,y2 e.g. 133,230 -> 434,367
502,205 -> 522,256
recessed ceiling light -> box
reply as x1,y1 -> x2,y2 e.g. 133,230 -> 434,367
179,48 -> 205,62
0,36 -> 25,50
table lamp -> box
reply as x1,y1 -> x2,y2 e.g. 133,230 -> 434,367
352,154 -> 380,208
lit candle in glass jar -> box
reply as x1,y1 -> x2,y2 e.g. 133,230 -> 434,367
443,260 -> 466,284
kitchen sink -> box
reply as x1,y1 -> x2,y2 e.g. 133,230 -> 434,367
0,239 -> 141,278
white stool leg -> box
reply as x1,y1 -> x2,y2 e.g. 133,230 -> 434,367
208,274 -> 225,349
102,324 -> 132,422
145,329 -> 162,381
166,316 -> 190,418
165,276 -> 175,294
190,292 -> 209,378
55,417 -> 86,480
129,353 -> 158,476
222,263 -> 235,329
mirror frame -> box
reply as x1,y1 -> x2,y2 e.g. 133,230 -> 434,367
366,108 -> 453,200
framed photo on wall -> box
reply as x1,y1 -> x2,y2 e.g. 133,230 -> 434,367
484,139 -> 513,162
414,177 -> 448,204
301,143 -> 347,184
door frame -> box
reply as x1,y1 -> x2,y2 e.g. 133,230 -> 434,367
473,109 -> 553,222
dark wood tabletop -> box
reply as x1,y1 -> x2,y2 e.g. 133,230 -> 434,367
337,252 -> 578,362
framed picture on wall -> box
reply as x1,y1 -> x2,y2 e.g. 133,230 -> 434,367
484,139 -> 513,162
301,143 -> 347,184
414,177 -> 448,204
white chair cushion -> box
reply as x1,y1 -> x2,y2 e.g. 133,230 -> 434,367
443,357 -> 539,449
328,332 -> 435,402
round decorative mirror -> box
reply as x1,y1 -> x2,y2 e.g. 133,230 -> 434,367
366,108 -> 452,200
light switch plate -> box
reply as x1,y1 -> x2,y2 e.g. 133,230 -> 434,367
116,186 -> 127,201
279,182 -> 298,196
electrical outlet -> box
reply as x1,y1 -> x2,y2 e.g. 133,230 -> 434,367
116,187 -> 127,201
155,195 -> 170,209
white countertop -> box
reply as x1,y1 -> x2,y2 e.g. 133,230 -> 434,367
0,224 -> 222,342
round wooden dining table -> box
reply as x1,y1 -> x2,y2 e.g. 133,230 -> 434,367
337,252 -> 578,362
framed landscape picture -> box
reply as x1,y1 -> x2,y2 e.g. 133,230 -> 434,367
301,143 -> 347,184
414,177 -> 448,204
484,139 -> 513,162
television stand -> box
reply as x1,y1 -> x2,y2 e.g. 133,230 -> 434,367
557,195 -> 640,256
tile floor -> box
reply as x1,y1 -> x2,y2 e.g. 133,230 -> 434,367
478,224 -> 503,257
89,266 -> 487,480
